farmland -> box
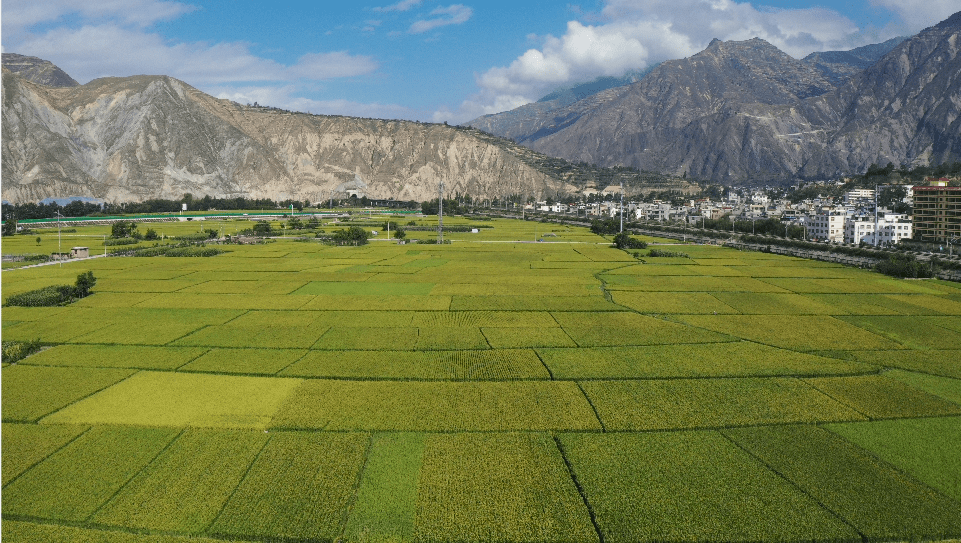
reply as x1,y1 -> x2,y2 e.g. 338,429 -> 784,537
2,215 -> 961,542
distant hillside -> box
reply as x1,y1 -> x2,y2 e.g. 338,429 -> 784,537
1,53 -> 79,87
802,36 -> 907,85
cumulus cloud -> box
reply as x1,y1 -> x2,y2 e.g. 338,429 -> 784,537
869,0 -> 959,31
442,0 -> 929,123
409,4 -> 473,34
373,0 -> 424,13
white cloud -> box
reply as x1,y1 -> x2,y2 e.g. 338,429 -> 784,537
1,0 -> 195,31
869,0 -> 959,31
409,4 -> 473,34
211,85 -> 415,120
447,0 -> 922,123
373,0 -> 424,13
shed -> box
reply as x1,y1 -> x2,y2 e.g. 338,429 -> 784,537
71,247 -> 89,258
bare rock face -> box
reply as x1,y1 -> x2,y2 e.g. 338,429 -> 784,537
1,71 -> 564,204
466,14 -> 961,183
2,54 -> 79,88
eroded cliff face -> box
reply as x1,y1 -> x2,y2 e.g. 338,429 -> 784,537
1,70 -> 562,204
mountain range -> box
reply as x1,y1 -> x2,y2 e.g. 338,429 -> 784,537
468,14 -> 960,184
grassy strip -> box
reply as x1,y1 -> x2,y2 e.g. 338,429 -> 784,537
826,416 -> 961,501
269,380 -> 600,431
211,432 -> 368,540
2,426 -> 179,521
580,378 -> 865,430
803,374 -> 961,419
558,431 -> 856,542
44,371 -> 302,429
1,365 -> 134,422
91,429 -> 268,534
343,433 -> 425,543
723,424 -> 961,540
1,423 -> 88,486
414,433 -> 597,542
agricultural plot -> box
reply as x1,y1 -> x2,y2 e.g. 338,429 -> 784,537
3,217 -> 961,542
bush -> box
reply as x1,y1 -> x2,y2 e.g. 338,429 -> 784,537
144,228 -> 159,240
330,226 -> 370,246
111,220 -> 138,238
648,249 -> 690,258
875,254 -> 932,278
131,245 -> 226,257
1,339 -> 43,364
103,237 -> 140,246
253,221 -> 272,236
613,232 -> 648,250
4,284 -> 76,307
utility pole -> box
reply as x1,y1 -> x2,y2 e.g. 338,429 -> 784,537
438,181 -> 444,244
619,179 -> 624,233
874,184 -> 879,247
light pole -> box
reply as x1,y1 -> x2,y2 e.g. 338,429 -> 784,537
56,210 -> 63,267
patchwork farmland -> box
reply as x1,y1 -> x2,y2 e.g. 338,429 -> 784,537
2,217 -> 961,542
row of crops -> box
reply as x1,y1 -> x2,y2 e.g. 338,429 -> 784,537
3,217 -> 960,541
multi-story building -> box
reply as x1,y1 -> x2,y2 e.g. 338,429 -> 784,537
804,210 -> 846,242
844,214 -> 913,245
913,183 -> 961,243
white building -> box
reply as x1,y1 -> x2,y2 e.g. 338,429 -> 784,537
843,189 -> 875,205
844,214 -> 913,245
804,211 -> 846,242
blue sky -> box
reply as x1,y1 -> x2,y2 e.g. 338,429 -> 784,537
3,0 -> 957,123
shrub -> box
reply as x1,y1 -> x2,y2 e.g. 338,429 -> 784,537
875,254 -> 932,278
1,339 -> 43,364
144,228 -> 159,240
253,221 -> 273,236
103,237 -> 140,246
111,221 -> 138,239
5,284 -> 77,307
648,249 -> 690,258
613,232 -> 648,250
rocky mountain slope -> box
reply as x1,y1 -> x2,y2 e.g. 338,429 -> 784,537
802,36 -> 906,85
467,13 -> 960,183
1,69 -> 576,204
1,53 -> 79,88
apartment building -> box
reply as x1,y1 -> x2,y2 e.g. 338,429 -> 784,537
844,214 -> 913,245
804,210 -> 846,242
913,183 -> 961,242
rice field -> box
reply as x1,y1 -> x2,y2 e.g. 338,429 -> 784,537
3,215 -> 960,542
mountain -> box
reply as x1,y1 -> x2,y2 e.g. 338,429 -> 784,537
802,36 -> 907,85
466,14 -> 961,183
1,53 -> 79,87
1,69 -> 578,205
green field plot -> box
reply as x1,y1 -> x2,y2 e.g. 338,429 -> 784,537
541,341 -> 876,379
1,423 -> 88,485
558,431 -> 856,542
280,349 -> 548,380
450,295 -> 618,311
2,426 -> 179,521
481,326 -> 577,348
178,280 -> 308,295
849,349 -> 961,378
312,327 -> 419,350
733,264 -> 862,278
211,432 -> 367,540
878,294 -> 961,315
923,315 -> 961,333
710,292 -> 841,314
431,281 -> 598,296
603,263 -> 702,275
838,315 -> 961,350
344,433 -> 424,543
136,292 -> 313,310
802,293 -> 928,315
803,374 -> 961,419
415,326 -> 490,350
293,281 -> 435,295
883,369 -> 961,404
2,520 -> 249,543
71,292 -> 161,308
827,416 -> 961,501
2,365 -> 135,422
414,433 -> 596,543
552,311 -> 734,347
301,294 -> 452,311
21,345 -> 208,370
609,291 -> 738,314
603,275 -> 790,292
1,313 -> 113,343
677,314 -> 903,351
409,311 -> 557,328
71,319 -> 208,346
759,276 -> 947,294
573,245 -> 636,262
44,371 -> 301,429
91,428 -> 267,534
723,424 -> 961,540
95,278 -> 206,293
172,323 -> 330,349
0,306 -> 67,324
179,348 -> 306,375
581,378 -> 864,430
270,380 -> 600,431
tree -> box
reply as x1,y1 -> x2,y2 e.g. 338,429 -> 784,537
35,236 -> 42,246
288,217 -> 303,230
74,271 -> 96,298
332,226 -> 370,245
144,228 -> 159,241
394,228 -> 406,240
253,220 -> 272,236
1,219 -> 17,237
111,221 -> 138,238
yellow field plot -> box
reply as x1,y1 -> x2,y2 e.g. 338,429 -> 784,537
482,327 -> 578,348
759,277 -> 947,294
104,268 -> 198,281
415,327 -> 490,350
541,341 -> 875,379
415,433 -> 596,543
94,278 -> 206,293
849,349 -> 961,378
301,294 -> 451,311
1,423 -> 88,486
301,310 -> 417,327
603,264 -> 702,276
838,315 -> 961,349
574,246 -> 636,262
280,349 -> 549,380
803,374 -> 961,419
3,365 -> 135,422
1,314 -> 113,343
580,378 -> 865,430
44,371 -> 302,429
136,292 -> 313,310
0,277 -> 77,297
677,315 -> 904,351
552,312 -> 734,347
530,260 -> 618,269
801,293 -> 926,315
450,295 -> 619,311
22,345 -> 208,370
0,306 -> 67,323
293,281 -> 435,296
91,428 -> 268,534
734,264 -> 864,278
430,281 -> 598,296
223,310 -> 323,328
172,323 -> 330,349
610,291 -> 738,314
177,280 -> 307,295
270,380 -> 601,431
71,292 -> 161,308
879,294 -> 961,315
310,327 -> 419,350
684,265 -> 748,276
71,320 -> 209,346
711,292 -> 842,315
604,275 -> 791,292
179,348 -> 307,375
558,431 -> 857,542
